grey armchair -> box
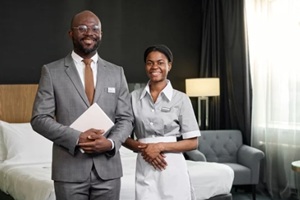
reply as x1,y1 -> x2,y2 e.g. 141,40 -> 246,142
185,130 -> 265,200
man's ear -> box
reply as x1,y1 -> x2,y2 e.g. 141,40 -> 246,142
100,31 -> 103,40
68,30 -> 73,38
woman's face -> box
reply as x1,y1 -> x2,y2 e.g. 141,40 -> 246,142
145,51 -> 172,83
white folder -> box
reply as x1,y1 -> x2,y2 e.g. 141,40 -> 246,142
70,103 -> 114,134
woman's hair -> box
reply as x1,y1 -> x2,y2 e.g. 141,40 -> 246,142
143,44 -> 173,63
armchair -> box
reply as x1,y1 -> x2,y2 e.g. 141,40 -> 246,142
185,130 -> 265,200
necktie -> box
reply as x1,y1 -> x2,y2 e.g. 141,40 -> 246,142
83,58 -> 94,105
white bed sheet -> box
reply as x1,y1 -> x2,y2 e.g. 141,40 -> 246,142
186,160 -> 234,199
0,147 -> 234,200
0,162 -> 55,200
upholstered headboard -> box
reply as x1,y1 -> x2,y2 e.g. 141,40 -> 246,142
0,84 -> 38,123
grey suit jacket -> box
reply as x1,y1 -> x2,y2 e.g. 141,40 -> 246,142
31,53 -> 134,182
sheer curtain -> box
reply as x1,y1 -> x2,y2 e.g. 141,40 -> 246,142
246,0 -> 300,198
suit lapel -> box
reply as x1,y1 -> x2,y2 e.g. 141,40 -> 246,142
64,54 -> 90,107
94,57 -> 107,103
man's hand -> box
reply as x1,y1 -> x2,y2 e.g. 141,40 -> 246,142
78,129 -> 112,153
78,128 -> 104,143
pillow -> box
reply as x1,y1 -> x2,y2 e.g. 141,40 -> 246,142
0,121 -> 7,162
1,121 -> 52,164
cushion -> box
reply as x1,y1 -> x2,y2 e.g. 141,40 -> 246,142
0,120 -> 52,164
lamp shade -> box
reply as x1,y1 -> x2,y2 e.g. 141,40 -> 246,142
185,78 -> 220,97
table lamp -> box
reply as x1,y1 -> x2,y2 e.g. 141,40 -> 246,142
185,78 -> 220,127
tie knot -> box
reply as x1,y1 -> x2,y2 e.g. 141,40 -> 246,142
83,58 -> 92,66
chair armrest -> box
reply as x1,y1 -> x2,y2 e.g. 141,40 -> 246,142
185,149 -> 207,162
237,145 -> 265,184
238,145 -> 265,166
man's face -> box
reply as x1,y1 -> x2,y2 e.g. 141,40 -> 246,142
69,12 -> 102,57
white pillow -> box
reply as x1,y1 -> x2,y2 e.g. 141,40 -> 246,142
0,121 -> 7,162
1,121 -> 52,164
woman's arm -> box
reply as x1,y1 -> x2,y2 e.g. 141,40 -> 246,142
123,137 -> 143,152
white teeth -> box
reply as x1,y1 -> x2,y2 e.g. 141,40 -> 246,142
84,39 -> 93,44
151,71 -> 160,74
151,73 -> 160,76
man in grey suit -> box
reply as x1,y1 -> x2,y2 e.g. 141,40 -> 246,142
31,10 -> 134,200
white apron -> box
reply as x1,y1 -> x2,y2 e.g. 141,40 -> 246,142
135,136 -> 196,200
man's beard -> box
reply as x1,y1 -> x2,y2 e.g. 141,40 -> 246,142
74,39 -> 101,55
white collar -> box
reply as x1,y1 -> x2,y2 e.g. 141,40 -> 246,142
140,80 -> 173,101
71,51 -> 99,64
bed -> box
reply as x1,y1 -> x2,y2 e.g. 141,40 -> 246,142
0,84 -> 234,200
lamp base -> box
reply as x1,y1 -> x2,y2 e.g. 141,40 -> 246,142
198,96 -> 208,129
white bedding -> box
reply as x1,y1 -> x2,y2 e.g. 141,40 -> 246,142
0,147 -> 234,200
186,160 -> 234,199
0,163 -> 55,200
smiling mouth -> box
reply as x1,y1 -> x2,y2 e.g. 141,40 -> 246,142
150,71 -> 161,75
83,38 -> 94,45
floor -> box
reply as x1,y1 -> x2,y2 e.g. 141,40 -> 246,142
232,190 -> 271,200
231,188 -> 299,200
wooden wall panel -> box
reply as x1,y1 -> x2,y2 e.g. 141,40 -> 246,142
0,84 -> 38,123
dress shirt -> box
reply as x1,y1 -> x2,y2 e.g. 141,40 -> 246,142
71,51 -> 98,88
71,51 -> 114,151
131,80 -> 200,140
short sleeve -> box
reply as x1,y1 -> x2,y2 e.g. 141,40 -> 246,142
179,95 -> 201,139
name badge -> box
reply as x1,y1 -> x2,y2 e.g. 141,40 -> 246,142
108,87 -> 116,93
161,107 -> 171,112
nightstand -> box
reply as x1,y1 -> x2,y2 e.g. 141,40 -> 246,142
292,160 -> 300,199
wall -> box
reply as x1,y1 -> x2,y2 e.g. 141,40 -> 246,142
0,0 -> 201,92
